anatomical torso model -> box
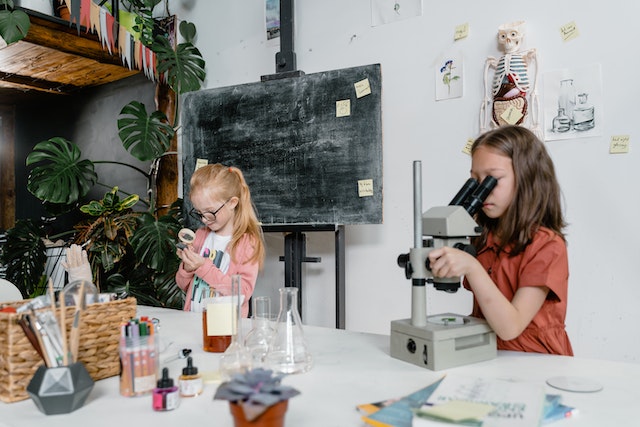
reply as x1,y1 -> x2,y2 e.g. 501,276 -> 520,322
480,21 -> 540,136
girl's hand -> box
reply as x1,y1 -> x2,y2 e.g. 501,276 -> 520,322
177,245 -> 205,273
427,246 -> 479,279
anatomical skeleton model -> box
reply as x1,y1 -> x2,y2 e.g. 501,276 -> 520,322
480,21 -> 540,136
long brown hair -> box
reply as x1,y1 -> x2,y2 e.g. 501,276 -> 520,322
471,126 -> 566,255
189,164 -> 265,268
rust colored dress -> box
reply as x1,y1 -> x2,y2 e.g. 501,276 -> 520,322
464,227 -> 574,356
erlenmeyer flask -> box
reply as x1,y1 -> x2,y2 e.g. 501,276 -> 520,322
264,287 -> 313,374
218,275 -> 251,380
244,296 -> 275,367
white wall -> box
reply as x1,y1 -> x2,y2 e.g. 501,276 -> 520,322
171,0 -> 640,363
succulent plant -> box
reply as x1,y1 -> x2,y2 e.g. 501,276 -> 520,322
214,368 -> 300,421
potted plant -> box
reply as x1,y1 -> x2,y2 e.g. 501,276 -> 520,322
214,368 -> 300,427
0,0 -> 205,306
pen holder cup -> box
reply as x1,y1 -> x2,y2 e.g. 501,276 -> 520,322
26,362 -> 94,415
119,333 -> 159,397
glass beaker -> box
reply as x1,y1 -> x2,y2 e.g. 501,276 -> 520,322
244,296 -> 275,367
264,287 -> 313,374
218,275 -> 252,379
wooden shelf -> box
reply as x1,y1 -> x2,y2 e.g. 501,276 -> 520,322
0,10 -> 140,101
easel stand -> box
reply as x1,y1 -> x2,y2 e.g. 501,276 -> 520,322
262,224 -> 345,329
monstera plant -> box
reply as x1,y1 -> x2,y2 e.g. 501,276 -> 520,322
0,0 -> 30,45
1,0 -> 205,306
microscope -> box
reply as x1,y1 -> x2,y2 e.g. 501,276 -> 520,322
390,160 -> 498,370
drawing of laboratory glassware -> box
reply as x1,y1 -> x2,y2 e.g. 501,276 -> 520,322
551,107 -> 571,133
573,92 -> 595,131
558,79 -> 576,128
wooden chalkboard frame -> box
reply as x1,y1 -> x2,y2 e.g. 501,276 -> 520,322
180,63 -> 383,226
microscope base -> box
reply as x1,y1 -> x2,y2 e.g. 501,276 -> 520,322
390,314 -> 497,371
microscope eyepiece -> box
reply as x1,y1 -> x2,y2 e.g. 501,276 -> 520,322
449,178 -> 478,206
464,176 -> 497,216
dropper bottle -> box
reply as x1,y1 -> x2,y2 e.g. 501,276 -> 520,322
179,356 -> 203,397
152,367 -> 180,411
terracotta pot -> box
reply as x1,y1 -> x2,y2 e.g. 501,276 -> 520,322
229,400 -> 288,427
55,1 -> 70,21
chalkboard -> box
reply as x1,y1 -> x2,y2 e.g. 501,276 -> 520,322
181,63 -> 383,225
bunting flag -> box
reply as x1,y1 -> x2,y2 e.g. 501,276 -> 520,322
61,1 -> 161,82
80,0 -> 91,31
99,8 -> 110,54
89,0 -> 100,34
69,0 -> 81,31
105,12 -> 115,54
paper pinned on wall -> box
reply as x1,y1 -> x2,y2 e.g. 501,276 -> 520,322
436,54 -> 463,101
195,158 -> 209,171
336,99 -> 351,117
371,0 -> 422,26
610,135 -> 630,154
358,179 -> 374,197
265,0 -> 280,43
560,21 -> 580,42
462,138 -> 474,155
454,23 -> 470,41
543,64 -> 603,141
355,79 -> 372,98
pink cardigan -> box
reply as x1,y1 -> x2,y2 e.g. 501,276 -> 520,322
175,228 -> 259,317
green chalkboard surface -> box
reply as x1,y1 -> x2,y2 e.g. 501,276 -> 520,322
181,63 -> 383,225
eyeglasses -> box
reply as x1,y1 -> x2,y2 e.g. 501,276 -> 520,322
189,199 -> 230,223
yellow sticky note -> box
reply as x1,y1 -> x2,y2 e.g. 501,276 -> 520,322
501,106 -> 524,125
358,179 -> 374,197
610,135 -> 630,154
336,99 -> 351,117
418,400 -> 495,423
454,23 -> 469,41
354,78 -> 372,98
560,21 -> 580,42
195,158 -> 208,170
462,138 -> 474,155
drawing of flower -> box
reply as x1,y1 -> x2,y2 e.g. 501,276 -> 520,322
440,59 -> 460,94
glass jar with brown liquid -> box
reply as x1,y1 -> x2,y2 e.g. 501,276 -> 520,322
202,288 -> 233,352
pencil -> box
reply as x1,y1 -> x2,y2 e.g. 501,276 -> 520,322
60,290 -> 68,365
69,282 -> 85,363
47,277 -> 56,317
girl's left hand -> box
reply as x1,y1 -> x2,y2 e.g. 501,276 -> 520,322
177,246 -> 206,273
427,246 -> 478,279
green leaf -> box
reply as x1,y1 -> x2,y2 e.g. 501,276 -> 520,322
1,219 -> 46,297
153,35 -> 206,95
80,200 -> 106,216
119,194 -> 140,210
26,137 -> 97,205
179,21 -> 196,43
0,9 -> 30,45
130,211 -> 181,272
117,101 -> 175,162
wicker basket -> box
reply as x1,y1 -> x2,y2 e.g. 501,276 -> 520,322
0,297 -> 137,403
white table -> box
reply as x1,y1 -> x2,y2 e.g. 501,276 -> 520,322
1,305 -> 638,426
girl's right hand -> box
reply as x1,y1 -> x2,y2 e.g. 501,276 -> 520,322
427,246 -> 479,279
